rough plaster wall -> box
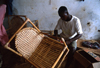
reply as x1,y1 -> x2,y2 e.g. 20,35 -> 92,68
12,0 -> 100,40
72,0 -> 100,40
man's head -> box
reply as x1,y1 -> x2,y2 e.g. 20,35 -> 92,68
58,6 -> 70,21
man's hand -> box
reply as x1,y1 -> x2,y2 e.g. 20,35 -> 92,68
65,39 -> 72,45
65,34 -> 82,45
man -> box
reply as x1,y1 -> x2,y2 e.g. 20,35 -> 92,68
54,6 -> 83,68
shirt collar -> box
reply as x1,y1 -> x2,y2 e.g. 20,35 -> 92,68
62,15 -> 73,23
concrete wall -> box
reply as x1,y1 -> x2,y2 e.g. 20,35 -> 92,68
12,0 -> 100,40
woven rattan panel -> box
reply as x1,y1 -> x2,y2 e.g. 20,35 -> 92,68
15,27 -> 44,58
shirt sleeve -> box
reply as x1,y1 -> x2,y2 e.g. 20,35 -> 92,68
54,19 -> 61,30
75,18 -> 83,34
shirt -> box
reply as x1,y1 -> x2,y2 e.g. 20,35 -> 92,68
55,15 -> 83,39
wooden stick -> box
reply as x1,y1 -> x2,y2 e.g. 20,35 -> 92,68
6,18 -> 28,45
28,19 -> 41,32
61,38 -> 69,50
5,43 -> 22,57
34,20 -> 39,28
56,38 -> 69,68
57,46 -> 69,68
52,46 -> 67,68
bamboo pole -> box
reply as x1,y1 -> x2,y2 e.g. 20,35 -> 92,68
6,18 -> 28,45
52,46 -> 67,68
61,38 -> 69,50
5,43 -> 22,57
57,46 -> 69,68
52,37 -> 69,68
56,38 -> 69,68
28,19 -> 41,32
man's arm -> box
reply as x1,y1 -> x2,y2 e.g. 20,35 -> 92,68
53,30 -> 61,40
41,30 -> 60,40
66,34 -> 82,44
66,17 -> 83,44
54,30 -> 58,36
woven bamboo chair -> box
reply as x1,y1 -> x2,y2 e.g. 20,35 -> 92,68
4,17 -> 69,68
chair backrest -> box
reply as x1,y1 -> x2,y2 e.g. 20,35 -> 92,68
15,27 -> 44,59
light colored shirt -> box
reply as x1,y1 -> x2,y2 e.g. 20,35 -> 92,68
55,15 -> 83,39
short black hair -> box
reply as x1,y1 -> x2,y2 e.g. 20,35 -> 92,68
58,6 -> 68,16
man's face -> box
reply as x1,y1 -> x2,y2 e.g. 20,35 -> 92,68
60,12 -> 69,21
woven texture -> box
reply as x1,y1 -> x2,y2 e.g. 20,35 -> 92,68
28,37 -> 64,68
15,27 -> 66,68
15,27 -> 44,58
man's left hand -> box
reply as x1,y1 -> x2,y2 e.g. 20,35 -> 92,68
65,39 -> 72,45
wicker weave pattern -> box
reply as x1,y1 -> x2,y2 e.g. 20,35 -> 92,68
15,27 -> 44,58
15,27 -> 66,68
28,37 -> 64,68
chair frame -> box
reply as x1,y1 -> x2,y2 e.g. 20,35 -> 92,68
4,17 -> 69,68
